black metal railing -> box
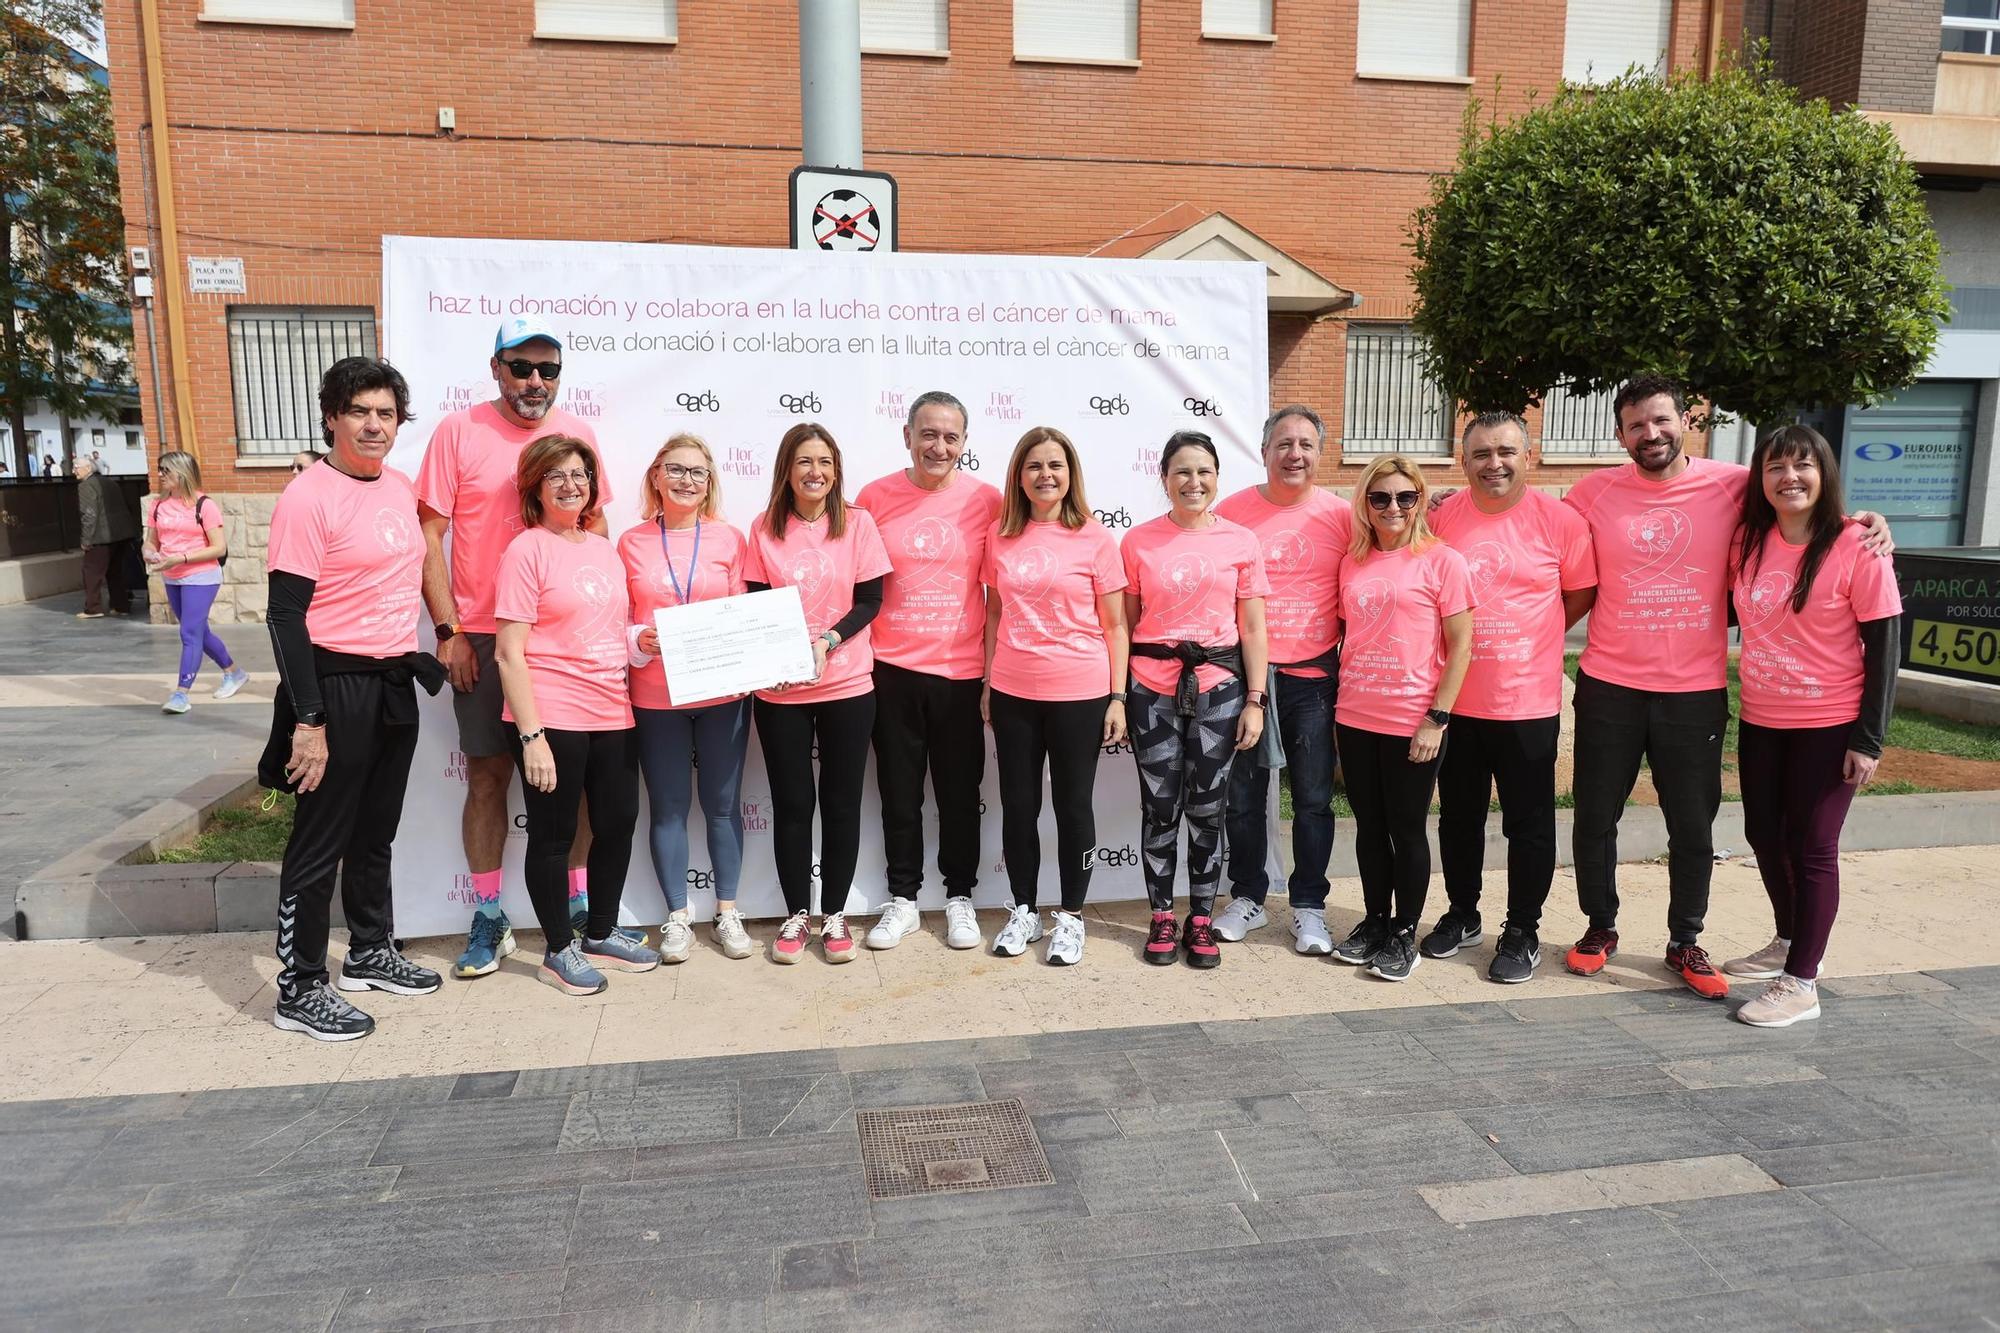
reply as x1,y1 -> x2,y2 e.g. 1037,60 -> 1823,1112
228,307 -> 378,457
1343,326 -> 1453,456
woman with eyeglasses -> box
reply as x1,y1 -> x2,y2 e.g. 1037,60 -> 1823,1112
619,434 -> 755,964
746,422 -> 894,964
1331,455 -> 1474,981
144,449 -> 250,714
493,434 -> 659,996
1121,430 -> 1268,969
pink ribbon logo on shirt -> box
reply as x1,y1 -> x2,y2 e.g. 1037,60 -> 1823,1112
1621,507 -> 1696,587
570,562 -> 622,658
1342,576 -> 1397,650
1463,541 -> 1515,606
898,516 -> 963,598
373,507 -> 416,555
1263,529 -> 1312,577
1739,568 -> 1795,635
1152,553 -> 1218,631
787,548 -> 837,623
1001,545 -> 1061,649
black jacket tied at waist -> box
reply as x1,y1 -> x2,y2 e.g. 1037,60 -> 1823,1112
1129,640 -> 1245,717
259,648 -> 445,792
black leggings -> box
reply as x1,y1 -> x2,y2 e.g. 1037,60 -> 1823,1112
754,692 -> 876,916
511,725 -> 639,951
1337,722 -> 1446,930
1131,677 -> 1246,914
990,689 -> 1108,912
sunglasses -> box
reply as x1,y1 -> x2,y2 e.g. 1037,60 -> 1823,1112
1366,490 -> 1422,512
501,359 -> 562,381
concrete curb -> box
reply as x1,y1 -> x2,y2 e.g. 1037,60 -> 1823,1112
14,775 -> 2000,940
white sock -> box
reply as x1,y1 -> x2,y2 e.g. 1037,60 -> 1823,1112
1784,971 -> 1816,991
1776,936 -> 1792,949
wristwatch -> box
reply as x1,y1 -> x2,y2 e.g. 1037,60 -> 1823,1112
1425,707 -> 1453,729
296,710 -> 327,728
1109,691 -> 1128,703
435,621 -> 459,643
1245,690 -> 1268,709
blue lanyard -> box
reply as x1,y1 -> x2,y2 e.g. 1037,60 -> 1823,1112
657,517 -> 700,605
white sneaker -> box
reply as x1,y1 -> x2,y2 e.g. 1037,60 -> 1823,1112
659,909 -> 694,964
1045,910 -> 1086,966
213,667 -> 250,700
1291,907 -> 1333,956
944,896 -> 981,950
1211,898 -> 1268,942
1723,934 -> 1790,979
712,908 -> 753,960
1735,975 -> 1821,1028
993,904 -> 1044,957
866,898 -> 921,950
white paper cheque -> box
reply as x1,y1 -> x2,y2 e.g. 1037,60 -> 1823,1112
654,586 -> 818,706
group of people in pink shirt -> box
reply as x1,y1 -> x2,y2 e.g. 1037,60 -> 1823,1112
255,322 -> 1900,1043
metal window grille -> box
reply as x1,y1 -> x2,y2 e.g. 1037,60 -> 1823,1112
1343,325 -> 1453,455
1539,381 -> 1622,456
227,307 -> 377,457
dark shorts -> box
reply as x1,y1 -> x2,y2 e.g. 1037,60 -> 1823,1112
451,631 -> 511,758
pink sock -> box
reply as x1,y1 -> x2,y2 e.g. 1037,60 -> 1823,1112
470,869 -> 503,908
568,866 -> 588,903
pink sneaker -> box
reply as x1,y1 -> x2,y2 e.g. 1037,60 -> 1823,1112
821,912 -> 856,963
769,910 -> 810,965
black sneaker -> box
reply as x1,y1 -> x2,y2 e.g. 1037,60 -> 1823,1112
1419,910 -> 1484,959
1488,925 -> 1541,984
1367,927 -> 1420,982
338,944 -> 443,996
273,982 -> 375,1041
1332,915 -> 1393,965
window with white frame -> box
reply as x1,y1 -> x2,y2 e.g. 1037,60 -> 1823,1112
1203,0 -> 1272,39
200,0 -> 352,25
1944,0 -> 2000,54
1016,0 -> 1139,63
864,0 -> 948,53
1356,0 -> 1470,79
1343,325 -> 1455,456
227,307 -> 378,458
1539,381 -> 1623,456
536,0 -> 677,43
1563,0 -> 1669,84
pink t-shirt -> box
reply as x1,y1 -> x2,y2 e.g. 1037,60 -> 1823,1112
854,470 -> 1003,680
1432,488 -> 1597,721
1214,485 -> 1351,679
1734,523 -> 1902,730
983,519 -> 1127,702
744,507 -> 896,705
266,464 -> 425,657
493,526 -> 633,732
414,403 -> 607,635
1121,514 -> 1270,697
148,495 -> 224,579
1565,456 -> 1749,692
1335,541 -> 1475,735
617,517 -> 748,711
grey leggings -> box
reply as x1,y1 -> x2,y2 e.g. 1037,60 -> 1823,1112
1129,676 -> 1246,914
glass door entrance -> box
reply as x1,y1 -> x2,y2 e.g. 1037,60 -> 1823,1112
1840,382 -> 1980,548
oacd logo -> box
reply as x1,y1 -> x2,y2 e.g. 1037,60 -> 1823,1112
1183,396 -> 1222,418
1854,442 -> 1904,462
954,448 -> 982,473
676,389 -> 722,413
874,388 -> 910,420
1089,393 -> 1130,417
686,867 -> 715,893
777,391 -> 821,415
1093,505 -> 1134,530
1100,733 -> 1135,754
1084,843 -> 1139,869
509,812 -> 528,838
984,388 -> 1025,422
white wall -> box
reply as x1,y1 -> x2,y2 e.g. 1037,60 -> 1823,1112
0,400 -> 146,477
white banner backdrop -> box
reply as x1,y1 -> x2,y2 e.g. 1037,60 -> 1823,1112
382,236 -> 1272,935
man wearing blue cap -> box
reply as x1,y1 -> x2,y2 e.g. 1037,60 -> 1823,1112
416,316 -> 614,978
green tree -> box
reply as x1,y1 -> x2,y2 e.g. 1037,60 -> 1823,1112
1410,58 -> 1951,427
1,0 -> 132,479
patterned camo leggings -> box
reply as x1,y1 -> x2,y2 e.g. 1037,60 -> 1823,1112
1128,676 -> 1247,915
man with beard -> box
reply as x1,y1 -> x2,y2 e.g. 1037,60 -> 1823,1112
417,317 -> 612,978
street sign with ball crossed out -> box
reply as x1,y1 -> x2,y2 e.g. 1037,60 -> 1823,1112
790,165 -> 899,254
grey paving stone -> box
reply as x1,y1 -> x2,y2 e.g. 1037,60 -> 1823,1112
1748,1135 -> 1977,1187
778,1240 -> 860,1291
1279,1031 -> 1458,1092
571,1166 -> 868,1261
1336,1001 -> 1521,1032
1021,1022 -> 1214,1059
738,1073 -> 854,1137
370,1096 -> 574,1165
1198,1012 -> 1349,1045
868,1181 -> 1092,1236
852,1203 -> 1255,1286
845,1064 -> 985,1109
631,1049 -> 840,1085
78,1107 -> 385,1185
183,1083 -> 332,1117
1458,1093 -> 1748,1174
133,1164 -> 400,1220
975,1052 -> 1151,1114
451,1069 -> 522,1100
512,1064 -> 641,1098
1124,1043 -> 1307,1105
1808,1168 -> 2000,1266
1559,1284 -> 1826,1332
89,1291 -> 345,1333
1417,1019 -> 1660,1076
1651,1188 -> 1903,1285
0,1125 -> 117,1201
390,1148 -> 635,1200
0,1217 -> 262,1317
1412,1317 -> 1583,1333
687,1296 -> 775,1332
235,1186 -> 578,1296
1609,1011 -> 1821,1061
332,1267 -> 567,1331
322,1075 -> 458,1108
1212,1127 -> 1359,1201
1688,1080 -> 1912,1150
560,1249 -> 778,1309
1329,1112 -> 1518,1188
1807,1259 -> 2000,1330
558,1083 -> 739,1150
1797,1040 -> 1966,1079
1046,1129 -> 1252,1216
835,1035 -> 1031,1071
265,1107 -> 396,1175
1822,994 -> 1995,1046
1029,1110 -> 1122,1143
1660,1051 -> 1828,1090
0,1092 -> 189,1132
1501,989 -> 1701,1023
1832,1064 -> 2000,1137
0,1180 -> 150,1231
1238,1187 -> 1440,1243
631,1129 -> 859,1182
1928,964 -> 2000,989
1296,1063 -> 1682,1124
1111,1093 -> 1302,1137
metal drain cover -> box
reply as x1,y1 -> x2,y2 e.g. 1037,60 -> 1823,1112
856,1097 -> 1054,1200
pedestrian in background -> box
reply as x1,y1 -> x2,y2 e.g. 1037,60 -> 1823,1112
74,455 -> 139,619
144,450 -> 249,714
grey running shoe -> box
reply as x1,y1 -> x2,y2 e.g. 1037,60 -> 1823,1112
583,928 -> 662,973
1487,925 -> 1540,984
1332,915 -> 1392,965
1367,927 -> 1421,982
274,982 -> 374,1041
712,908 -> 754,960
993,904 -> 1044,958
1291,907 -> 1333,956
1419,910 -> 1484,959
1045,910 -> 1086,966
1210,897 -> 1268,942
541,940 -> 608,995
658,910 -> 694,964
338,945 -> 443,996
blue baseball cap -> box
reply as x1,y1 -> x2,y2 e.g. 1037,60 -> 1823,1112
494,315 -> 562,354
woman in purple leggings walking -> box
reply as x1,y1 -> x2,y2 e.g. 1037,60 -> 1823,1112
144,450 -> 249,715
1725,425 -> 1902,1027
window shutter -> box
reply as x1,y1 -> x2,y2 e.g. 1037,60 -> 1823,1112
534,0 -> 677,41
863,0 -> 948,51
201,0 -> 353,23
1015,0 -> 1140,62
1356,0 -> 1470,78
1563,0 -> 1670,84
1202,0 -> 1272,38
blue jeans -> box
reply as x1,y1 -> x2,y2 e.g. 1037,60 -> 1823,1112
635,700 -> 750,911
1223,671 -> 1336,910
